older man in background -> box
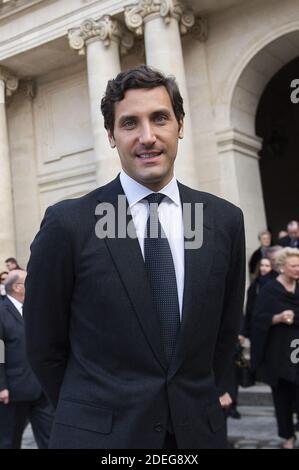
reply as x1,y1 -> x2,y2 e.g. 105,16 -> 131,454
0,270 -> 53,449
279,221 -> 299,248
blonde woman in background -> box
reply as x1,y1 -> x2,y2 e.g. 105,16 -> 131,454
251,248 -> 299,449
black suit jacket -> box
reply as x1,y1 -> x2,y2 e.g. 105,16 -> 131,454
0,297 -> 42,402
279,235 -> 299,248
248,247 -> 263,275
24,175 -> 245,449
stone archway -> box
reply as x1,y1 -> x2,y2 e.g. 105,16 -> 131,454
215,27 -> 299,256
256,56 -> 299,241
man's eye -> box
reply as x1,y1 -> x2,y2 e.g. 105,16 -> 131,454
155,115 -> 168,123
123,120 -> 136,128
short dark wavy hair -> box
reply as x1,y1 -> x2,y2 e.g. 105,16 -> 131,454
101,64 -> 185,134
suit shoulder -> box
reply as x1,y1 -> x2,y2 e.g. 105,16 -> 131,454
47,186 -> 101,217
179,183 -> 243,218
202,192 -> 242,216
278,236 -> 289,247
43,176 -> 120,223
37,178 -> 124,242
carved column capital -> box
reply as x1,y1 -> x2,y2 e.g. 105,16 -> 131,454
19,79 -> 36,100
0,66 -> 19,97
125,0 -> 195,36
190,16 -> 208,42
68,16 -> 134,56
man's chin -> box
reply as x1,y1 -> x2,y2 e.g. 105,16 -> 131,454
138,170 -> 169,185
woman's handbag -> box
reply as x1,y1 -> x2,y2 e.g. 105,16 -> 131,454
234,345 -> 256,388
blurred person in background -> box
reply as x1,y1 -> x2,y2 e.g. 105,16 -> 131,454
241,258 -> 273,342
248,230 -> 272,277
5,258 -> 21,272
251,248 -> 299,449
279,221 -> 299,248
264,245 -> 283,275
229,258 -> 273,421
0,270 -> 53,449
278,230 -> 288,241
0,272 -> 8,300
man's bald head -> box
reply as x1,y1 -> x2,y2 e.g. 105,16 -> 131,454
287,220 -> 299,240
4,269 -> 27,303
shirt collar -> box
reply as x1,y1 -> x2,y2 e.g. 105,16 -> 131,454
120,170 -> 180,208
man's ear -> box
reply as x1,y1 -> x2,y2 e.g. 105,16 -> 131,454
108,130 -> 116,148
178,120 -> 184,139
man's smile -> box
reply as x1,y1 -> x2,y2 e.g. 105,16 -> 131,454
136,150 -> 163,162
136,150 -> 163,158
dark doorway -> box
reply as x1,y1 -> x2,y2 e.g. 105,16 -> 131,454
256,56 -> 299,242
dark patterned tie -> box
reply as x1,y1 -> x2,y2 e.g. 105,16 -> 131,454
144,193 -> 181,366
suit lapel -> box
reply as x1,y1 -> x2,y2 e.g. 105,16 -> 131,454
169,183 -> 214,378
95,176 -> 168,371
94,176 -> 215,376
4,297 -> 23,325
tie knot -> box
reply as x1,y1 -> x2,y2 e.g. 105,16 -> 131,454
145,193 -> 165,206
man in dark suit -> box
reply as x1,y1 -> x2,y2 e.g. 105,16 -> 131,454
0,270 -> 53,448
24,65 -> 245,449
279,221 -> 299,248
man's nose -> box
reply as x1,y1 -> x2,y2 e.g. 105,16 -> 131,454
139,123 -> 156,146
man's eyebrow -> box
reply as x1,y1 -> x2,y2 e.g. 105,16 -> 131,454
151,109 -> 172,117
117,109 -> 172,124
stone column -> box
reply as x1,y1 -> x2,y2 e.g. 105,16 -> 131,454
0,67 -> 18,267
68,16 -> 134,186
216,129 -> 267,264
125,0 -> 206,188
7,80 -> 41,268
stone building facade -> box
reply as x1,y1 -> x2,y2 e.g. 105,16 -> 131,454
0,0 -> 298,269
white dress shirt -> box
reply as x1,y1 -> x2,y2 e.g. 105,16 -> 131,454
120,170 -> 185,319
7,295 -> 23,316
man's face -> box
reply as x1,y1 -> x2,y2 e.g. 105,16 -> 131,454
108,86 -> 183,191
260,234 -> 271,247
6,261 -> 17,271
288,225 -> 299,240
13,271 -> 26,303
283,256 -> 299,280
259,258 -> 272,276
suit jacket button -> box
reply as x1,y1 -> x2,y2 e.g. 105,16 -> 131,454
154,423 -> 164,433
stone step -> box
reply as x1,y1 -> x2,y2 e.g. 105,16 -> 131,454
238,384 -> 273,407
